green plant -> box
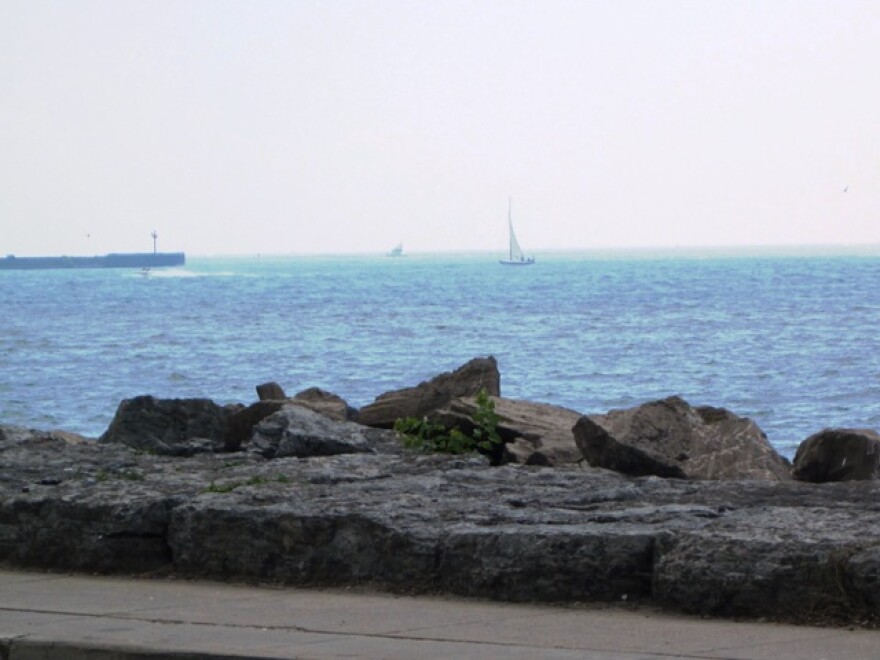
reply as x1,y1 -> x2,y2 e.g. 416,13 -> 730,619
393,416 -> 452,451
393,388 -> 504,460
471,388 -> 502,452
202,480 -> 241,494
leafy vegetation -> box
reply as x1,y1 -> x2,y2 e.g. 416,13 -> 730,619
393,389 -> 503,461
470,388 -> 503,451
202,475 -> 270,494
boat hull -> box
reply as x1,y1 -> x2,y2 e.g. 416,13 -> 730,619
499,259 -> 535,266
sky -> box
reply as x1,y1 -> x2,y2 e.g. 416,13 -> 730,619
1,0 -> 878,257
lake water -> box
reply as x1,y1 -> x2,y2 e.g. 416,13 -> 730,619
3,249 -> 880,458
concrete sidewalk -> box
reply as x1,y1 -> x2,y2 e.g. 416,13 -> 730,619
0,570 -> 876,660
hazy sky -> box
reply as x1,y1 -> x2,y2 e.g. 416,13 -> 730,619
2,1 -> 878,256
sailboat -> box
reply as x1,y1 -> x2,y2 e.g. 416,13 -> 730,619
499,198 -> 535,266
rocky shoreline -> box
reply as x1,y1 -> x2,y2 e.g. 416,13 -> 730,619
2,357 -> 879,626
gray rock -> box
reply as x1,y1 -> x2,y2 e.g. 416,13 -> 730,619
847,545 -> 880,609
574,396 -> 791,481
248,405 -> 375,459
0,425 -> 90,445
293,387 -> 358,422
358,356 -> 501,428
793,428 -> 880,482
224,400 -> 288,452
99,396 -> 231,456
432,395 -> 582,466
256,382 -> 287,401
3,422 -> 879,625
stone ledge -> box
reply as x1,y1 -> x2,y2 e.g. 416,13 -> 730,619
1,427 -> 878,625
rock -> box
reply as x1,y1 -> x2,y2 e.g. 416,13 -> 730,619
44,429 -> 90,445
2,422 -> 880,625
847,545 -> 880,610
358,356 -> 501,428
0,425 -> 89,445
574,415 -> 685,478
573,396 -> 791,481
293,387 -> 358,422
248,405 -> 376,459
225,388 -> 358,452
792,428 -> 880,482
256,382 -> 287,401
99,396 -> 231,456
431,396 -> 582,466
653,505 -> 880,620
224,400 -> 288,452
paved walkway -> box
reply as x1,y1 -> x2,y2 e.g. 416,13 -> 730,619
0,570 -> 877,659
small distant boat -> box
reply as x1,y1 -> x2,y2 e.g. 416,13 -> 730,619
140,266 -> 151,276
499,198 -> 534,266
388,243 -> 404,257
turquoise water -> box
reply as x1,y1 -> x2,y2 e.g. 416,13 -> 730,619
3,250 -> 880,458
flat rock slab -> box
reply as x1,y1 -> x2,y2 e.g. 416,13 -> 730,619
1,426 -> 878,625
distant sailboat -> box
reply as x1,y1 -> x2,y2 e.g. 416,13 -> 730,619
388,243 -> 404,257
499,198 -> 534,266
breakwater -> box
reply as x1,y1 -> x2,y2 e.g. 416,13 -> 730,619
0,252 -> 185,269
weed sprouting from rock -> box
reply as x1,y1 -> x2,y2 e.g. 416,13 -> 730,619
394,388 -> 503,461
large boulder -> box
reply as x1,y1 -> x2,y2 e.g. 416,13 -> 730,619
573,396 -> 791,481
224,400 -> 288,452
249,405 -> 377,459
652,505 -> 880,619
99,396 -> 232,456
358,357 -> 501,428
431,396 -> 583,466
256,381 -> 287,401
293,387 -> 358,422
792,428 -> 880,482
225,386 -> 357,451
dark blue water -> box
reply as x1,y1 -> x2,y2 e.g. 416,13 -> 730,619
3,251 -> 880,457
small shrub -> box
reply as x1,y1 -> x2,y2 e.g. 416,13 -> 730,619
471,388 -> 502,452
394,388 -> 503,460
394,416 -> 454,451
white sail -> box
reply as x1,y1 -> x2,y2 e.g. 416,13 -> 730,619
500,198 -> 534,265
508,218 -> 524,261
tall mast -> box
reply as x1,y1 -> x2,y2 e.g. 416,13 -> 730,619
508,197 -> 513,259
